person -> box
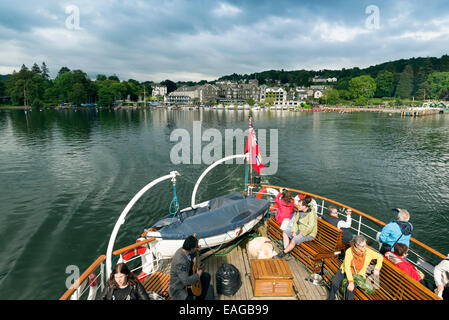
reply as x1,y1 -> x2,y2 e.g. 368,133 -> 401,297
434,254 -> 449,300
322,206 -> 353,244
278,198 -> 317,258
296,194 -> 318,213
378,208 -> 413,255
169,235 -> 211,300
97,262 -> 149,300
385,243 -> 422,283
327,235 -> 383,300
274,188 -> 295,229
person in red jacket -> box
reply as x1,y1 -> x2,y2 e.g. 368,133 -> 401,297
385,243 -> 422,282
274,188 -> 294,228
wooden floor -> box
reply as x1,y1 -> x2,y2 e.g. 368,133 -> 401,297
156,236 -> 329,300
202,241 -> 329,300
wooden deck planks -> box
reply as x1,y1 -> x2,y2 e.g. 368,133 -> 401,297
201,242 -> 329,300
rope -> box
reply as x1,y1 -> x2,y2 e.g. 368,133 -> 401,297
178,164 -> 244,187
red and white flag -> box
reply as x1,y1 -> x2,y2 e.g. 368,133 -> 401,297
245,118 -> 264,173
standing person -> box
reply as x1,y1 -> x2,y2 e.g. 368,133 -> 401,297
274,188 -> 295,229
378,208 -> 413,255
169,235 -> 211,300
97,263 -> 149,300
278,198 -> 317,258
434,254 -> 449,300
322,206 -> 353,244
327,235 -> 383,300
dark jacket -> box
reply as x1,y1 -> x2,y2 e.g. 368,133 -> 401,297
169,247 -> 200,300
97,281 -> 149,300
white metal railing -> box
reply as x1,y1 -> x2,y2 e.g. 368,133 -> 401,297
256,185 -> 445,283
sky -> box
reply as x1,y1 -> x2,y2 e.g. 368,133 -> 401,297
1,0 -> 449,82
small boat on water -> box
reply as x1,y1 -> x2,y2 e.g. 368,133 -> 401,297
60,121 -> 446,301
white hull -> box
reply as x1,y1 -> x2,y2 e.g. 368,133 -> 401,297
146,214 -> 264,259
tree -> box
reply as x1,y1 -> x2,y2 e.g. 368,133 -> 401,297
427,72 -> 449,99
323,88 -> 340,105
440,54 -> 449,72
58,67 -> 71,77
161,79 -> 177,94
395,65 -> 414,98
31,63 -> 42,75
68,83 -> 87,106
349,75 -> 376,101
97,86 -> 115,107
41,62 -> 50,80
375,70 -> 394,97
96,74 -> 107,81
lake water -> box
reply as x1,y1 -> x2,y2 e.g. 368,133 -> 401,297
0,108 -> 448,299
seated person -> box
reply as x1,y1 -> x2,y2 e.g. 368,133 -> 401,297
322,205 -> 353,244
327,235 -> 383,300
385,243 -> 422,283
274,188 -> 295,229
278,198 -> 317,258
169,235 -> 211,300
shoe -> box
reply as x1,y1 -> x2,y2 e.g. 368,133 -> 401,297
275,251 -> 287,259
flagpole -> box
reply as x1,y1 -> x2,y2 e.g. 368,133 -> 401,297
249,116 -> 253,195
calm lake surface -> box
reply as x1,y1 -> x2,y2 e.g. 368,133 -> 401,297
1,108 -> 448,299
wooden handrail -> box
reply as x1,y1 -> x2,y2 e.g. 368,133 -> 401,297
59,254 -> 106,300
112,237 -> 155,256
258,184 -> 446,260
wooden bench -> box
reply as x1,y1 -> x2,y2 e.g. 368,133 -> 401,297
142,272 -> 170,299
323,255 -> 441,300
267,216 -> 345,273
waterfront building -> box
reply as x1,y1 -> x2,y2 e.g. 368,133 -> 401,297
152,85 -> 167,97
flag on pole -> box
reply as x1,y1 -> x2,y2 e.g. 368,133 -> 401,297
245,117 -> 264,173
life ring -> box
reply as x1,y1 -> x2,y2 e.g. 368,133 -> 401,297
256,187 -> 279,212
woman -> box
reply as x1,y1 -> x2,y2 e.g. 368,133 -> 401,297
274,188 -> 294,228
97,263 -> 149,300
327,235 -> 383,300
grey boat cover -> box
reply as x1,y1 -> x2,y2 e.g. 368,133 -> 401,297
154,192 -> 270,240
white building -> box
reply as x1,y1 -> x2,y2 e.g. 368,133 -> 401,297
152,85 -> 167,97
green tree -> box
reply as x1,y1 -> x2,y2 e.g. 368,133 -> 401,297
246,97 -> 255,106
97,86 -> 115,107
41,62 -> 50,80
323,88 -> 340,105
349,75 -> 376,101
395,65 -> 414,98
69,83 -> 87,106
375,70 -> 394,97
440,54 -> 449,72
426,72 -> 449,99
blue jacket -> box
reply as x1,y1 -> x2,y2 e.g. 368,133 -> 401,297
379,220 -> 413,248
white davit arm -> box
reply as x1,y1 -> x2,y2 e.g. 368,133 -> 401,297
106,171 -> 180,278
191,154 -> 248,209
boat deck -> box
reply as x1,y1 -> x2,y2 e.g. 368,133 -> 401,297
154,229 -> 329,300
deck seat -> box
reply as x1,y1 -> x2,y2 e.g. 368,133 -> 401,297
322,254 -> 441,300
267,216 -> 344,273
142,271 -> 170,300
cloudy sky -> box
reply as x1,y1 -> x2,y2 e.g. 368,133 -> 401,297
1,0 -> 449,82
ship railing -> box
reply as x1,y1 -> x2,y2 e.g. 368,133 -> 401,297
60,237 -> 159,300
256,184 -> 446,282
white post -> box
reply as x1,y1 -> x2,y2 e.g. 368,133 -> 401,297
106,171 -> 180,278
191,154 -> 248,209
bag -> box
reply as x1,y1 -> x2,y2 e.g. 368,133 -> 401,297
341,274 -> 375,296
215,263 -> 242,296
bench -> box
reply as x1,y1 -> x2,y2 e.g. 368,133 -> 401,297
323,255 -> 441,300
142,272 -> 170,299
267,216 -> 345,273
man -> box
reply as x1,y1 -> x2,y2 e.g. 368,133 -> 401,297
378,208 -> 413,255
278,198 -> 317,258
169,235 -> 211,300
322,206 -> 353,244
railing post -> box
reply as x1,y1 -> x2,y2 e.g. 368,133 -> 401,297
357,215 -> 362,235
